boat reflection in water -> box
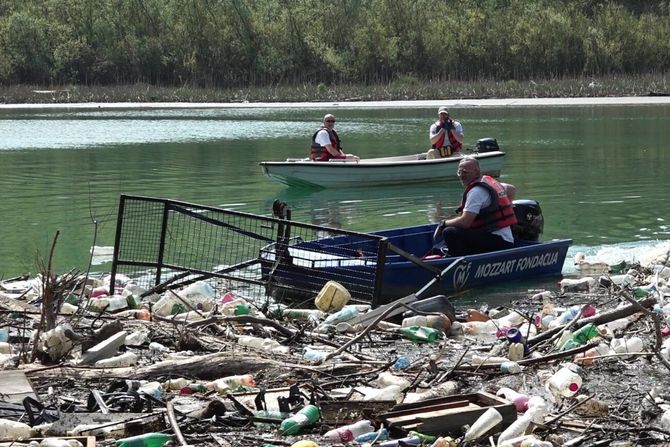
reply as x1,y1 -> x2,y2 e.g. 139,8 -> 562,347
271,181 -> 467,234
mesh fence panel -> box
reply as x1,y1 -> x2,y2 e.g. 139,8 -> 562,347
111,195 -> 388,305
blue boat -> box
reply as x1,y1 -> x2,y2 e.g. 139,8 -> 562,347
260,202 -> 572,305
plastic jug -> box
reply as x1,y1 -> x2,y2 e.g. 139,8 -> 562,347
545,364 -> 582,401
314,280 -> 351,312
559,323 -> 600,351
323,420 -> 374,443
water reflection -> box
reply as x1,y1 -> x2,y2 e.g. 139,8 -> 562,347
272,182 -> 465,232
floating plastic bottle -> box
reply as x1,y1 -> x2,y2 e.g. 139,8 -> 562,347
0,328 -> 8,342
610,336 -> 644,358
376,371 -> 411,389
138,381 -> 162,399
399,325 -> 443,343
573,343 -> 610,365
207,374 -> 255,393
507,342 -> 524,361
496,387 -> 529,412
116,432 -> 173,447
279,405 -> 321,435
633,284 -> 658,298
545,364 -> 582,401
463,319 -> 499,336
0,418 -> 34,440
323,306 -> 359,325
392,355 -> 410,369
559,323 -> 600,351
369,436 -> 421,447
364,385 -> 402,402
356,428 -> 389,443
323,420 -> 374,443
94,352 -> 138,368
463,407 -> 503,442
303,346 -> 331,363
402,315 -> 451,331
471,355 -> 510,366
500,361 -> 522,374
39,439 -> 86,447
254,410 -> 290,421
149,342 -> 169,354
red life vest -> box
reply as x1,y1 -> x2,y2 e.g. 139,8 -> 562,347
432,121 -> 462,156
458,175 -> 517,230
310,127 -> 343,161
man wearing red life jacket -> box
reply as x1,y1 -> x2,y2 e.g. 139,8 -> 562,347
438,156 -> 517,255
310,114 -> 359,161
428,106 -> 463,158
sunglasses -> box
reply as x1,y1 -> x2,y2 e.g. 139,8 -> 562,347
325,119 -> 336,123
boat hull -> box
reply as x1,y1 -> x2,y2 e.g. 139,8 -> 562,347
260,151 -> 505,188
260,223 -> 571,304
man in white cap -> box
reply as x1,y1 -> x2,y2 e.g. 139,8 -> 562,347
428,106 -> 464,158
309,114 -> 359,161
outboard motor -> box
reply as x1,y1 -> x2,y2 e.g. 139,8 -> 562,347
512,199 -> 544,242
476,138 -> 500,153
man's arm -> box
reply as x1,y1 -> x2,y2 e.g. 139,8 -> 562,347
429,124 -> 444,146
443,211 -> 477,228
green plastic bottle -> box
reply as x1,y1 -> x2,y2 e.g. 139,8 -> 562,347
399,325 -> 444,343
116,432 -> 173,447
279,404 -> 320,435
560,323 -> 600,351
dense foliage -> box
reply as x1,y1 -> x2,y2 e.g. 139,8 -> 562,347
1,0 -> 669,87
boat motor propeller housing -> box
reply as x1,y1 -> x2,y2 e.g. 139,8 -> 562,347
512,199 -> 544,242
476,138 -> 500,153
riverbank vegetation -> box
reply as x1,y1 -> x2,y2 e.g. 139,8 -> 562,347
1,1 -> 669,103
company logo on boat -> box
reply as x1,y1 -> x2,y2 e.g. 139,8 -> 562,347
452,263 -> 472,290
473,250 -> 560,279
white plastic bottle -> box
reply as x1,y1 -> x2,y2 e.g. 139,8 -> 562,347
463,407 -> 503,442
323,305 -> 359,325
323,420 -> 375,443
471,355 -> 510,365
94,352 -> 138,368
545,364 -> 582,401
0,418 -> 34,440
376,371 -> 411,389
610,336 -> 644,358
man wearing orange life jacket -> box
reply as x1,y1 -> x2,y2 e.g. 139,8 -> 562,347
310,114 -> 359,161
428,106 -> 463,158
438,156 -> 517,256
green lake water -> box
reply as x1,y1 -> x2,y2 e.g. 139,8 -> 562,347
1,104 -> 669,294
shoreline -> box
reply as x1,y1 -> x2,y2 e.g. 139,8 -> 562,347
1,96 -> 670,111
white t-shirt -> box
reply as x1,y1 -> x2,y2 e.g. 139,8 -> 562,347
462,184 -> 514,243
315,129 -> 333,147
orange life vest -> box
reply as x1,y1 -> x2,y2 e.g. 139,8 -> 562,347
458,175 -> 517,230
432,121 -> 462,156
310,127 -> 343,161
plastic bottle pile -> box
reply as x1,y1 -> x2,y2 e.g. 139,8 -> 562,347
1,253 -> 670,446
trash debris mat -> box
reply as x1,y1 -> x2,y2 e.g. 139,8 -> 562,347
2,217 -> 670,446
